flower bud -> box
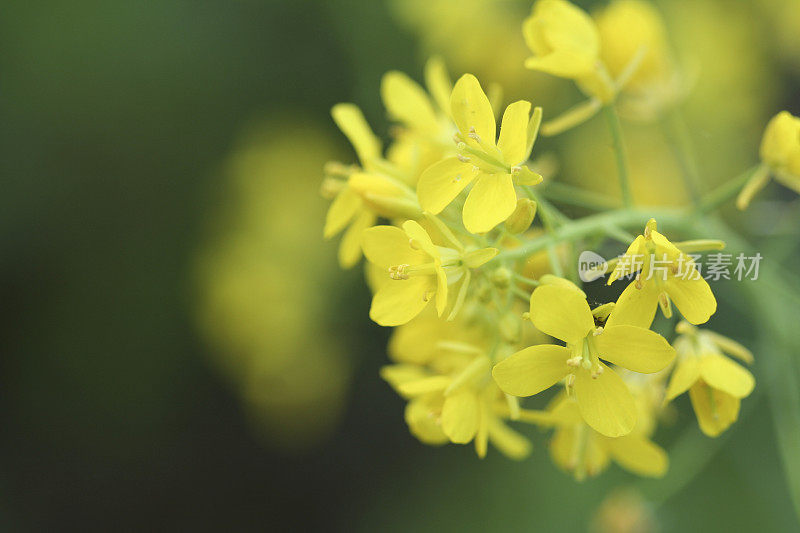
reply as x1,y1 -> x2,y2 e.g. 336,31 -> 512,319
490,267 -> 512,289
760,111 -> 800,177
348,172 -> 423,219
523,0 -> 601,79
505,198 -> 537,234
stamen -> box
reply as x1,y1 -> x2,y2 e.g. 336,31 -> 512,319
567,356 -> 583,367
456,154 -> 470,163
388,264 -> 410,280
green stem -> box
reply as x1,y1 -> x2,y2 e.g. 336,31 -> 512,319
541,181 -> 621,211
495,207 -> 688,262
697,165 -> 761,214
664,110 -> 704,208
603,105 -> 634,208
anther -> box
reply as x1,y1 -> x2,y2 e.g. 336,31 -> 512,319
567,356 -> 583,367
456,154 -> 470,163
388,264 -> 410,280
593,326 -> 604,336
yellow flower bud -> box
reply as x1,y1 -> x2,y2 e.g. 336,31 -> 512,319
523,0 -> 601,79
504,198 -> 537,234
760,111 -> 800,177
490,266 -> 512,289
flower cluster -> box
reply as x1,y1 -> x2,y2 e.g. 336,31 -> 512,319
318,0 -> 776,480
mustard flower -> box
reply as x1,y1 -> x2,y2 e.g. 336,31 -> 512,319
595,0 -> 682,118
362,220 -> 497,326
323,104 -> 422,268
737,111 -> 800,209
493,283 -> 675,437
417,74 -> 543,234
380,57 -> 456,181
606,219 -> 717,329
666,322 -> 755,437
538,392 -> 668,480
382,350 -> 532,460
523,0 -> 615,103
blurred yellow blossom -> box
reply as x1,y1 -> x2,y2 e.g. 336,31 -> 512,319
197,116 -> 351,450
666,322 -> 755,437
738,110 -> 800,209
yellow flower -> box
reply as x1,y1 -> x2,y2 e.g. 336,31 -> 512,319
665,322 -> 755,437
380,58 -> 457,183
492,283 -> 675,437
523,0 -> 600,79
738,111 -> 800,209
362,220 -> 497,326
540,393 -> 668,480
594,0 -> 681,118
523,0 -> 615,103
417,74 -> 543,234
323,104 -> 422,268
606,219 -> 717,329
382,350 -> 532,460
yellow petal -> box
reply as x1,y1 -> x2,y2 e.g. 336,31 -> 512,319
424,56 -> 452,114
379,364 -> 428,395
397,375 -> 452,397
435,265 -> 448,317
338,210 -> 374,269
651,230 -> 683,260
381,70 -> 439,133
331,103 -> 381,165
362,225 -> 425,269
475,401 -> 490,458
605,280 -> 660,329
605,435 -> 668,477
441,390 -> 479,443
401,220 -> 439,258
462,173 -> 518,233
324,186 -> 362,238
497,100 -> 532,166
705,331 -> 754,364
699,355 -> 755,398
524,51 -> 596,78
369,276 -> 432,326
549,426 -> 577,472
405,398 -> 448,445
608,235 -> 645,284
665,275 -> 716,325
522,0 -> 600,78
529,284 -> 595,344
583,433 -> 612,478
417,157 -> 476,214
595,325 -> 675,373
665,356 -> 701,400
463,247 -> 499,268
574,364 -> 637,437
450,74 -> 496,146
492,344 -> 571,397
488,418 -> 532,460
689,382 -> 740,437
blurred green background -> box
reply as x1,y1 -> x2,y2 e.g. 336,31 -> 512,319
1,0 -> 798,530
